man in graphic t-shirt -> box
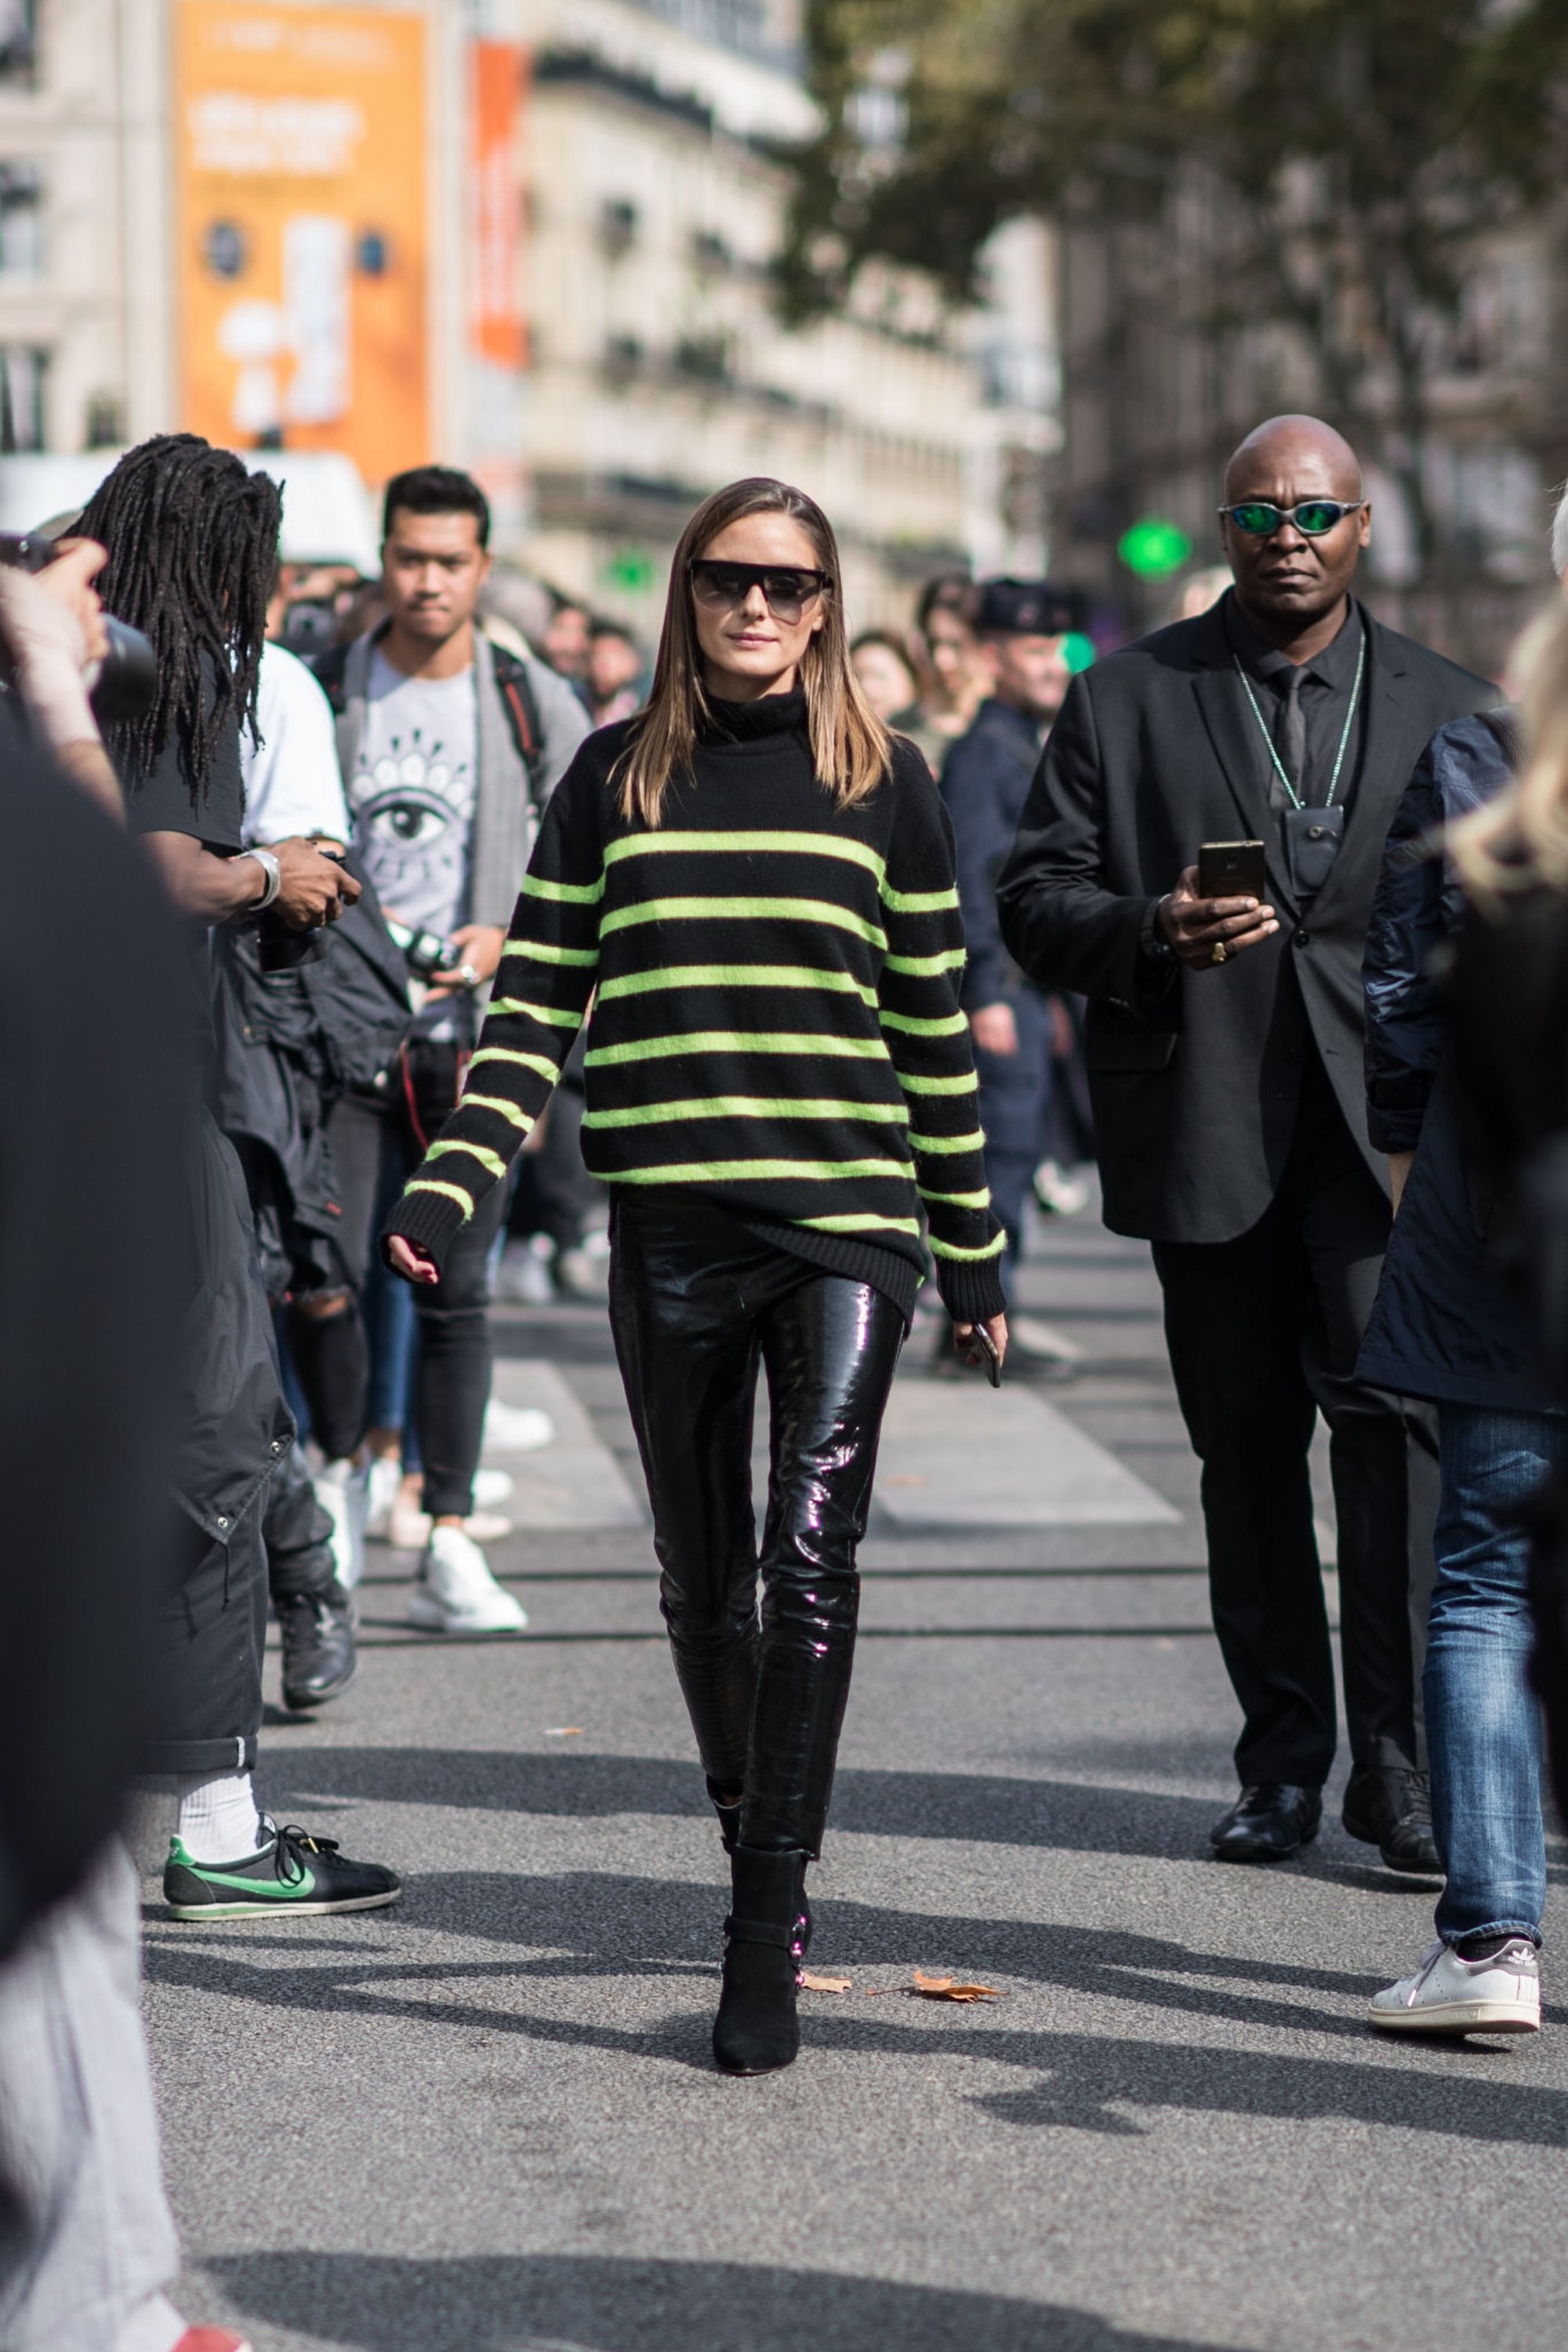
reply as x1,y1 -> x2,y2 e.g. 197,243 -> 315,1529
320,466 -> 589,1635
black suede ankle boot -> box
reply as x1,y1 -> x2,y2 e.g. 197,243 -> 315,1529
707,1787 -> 811,1957
713,1846 -> 808,2075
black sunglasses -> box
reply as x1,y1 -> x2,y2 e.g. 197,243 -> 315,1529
1218,499 -> 1366,538
689,560 -> 831,622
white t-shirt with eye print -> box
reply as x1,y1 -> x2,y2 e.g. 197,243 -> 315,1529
349,648 -> 479,936
348,648 -> 480,1038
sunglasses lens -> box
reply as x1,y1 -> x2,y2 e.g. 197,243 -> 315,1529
692,564 -> 748,604
1231,504 -> 1282,535
762,571 -> 816,619
1294,503 -> 1343,535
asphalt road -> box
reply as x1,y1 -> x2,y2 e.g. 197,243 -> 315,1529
142,1201 -> 1568,2352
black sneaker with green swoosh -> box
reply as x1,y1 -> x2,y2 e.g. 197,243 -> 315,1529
163,1817 -> 401,1919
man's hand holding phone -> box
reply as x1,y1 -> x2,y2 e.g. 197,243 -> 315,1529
1157,858 -> 1279,972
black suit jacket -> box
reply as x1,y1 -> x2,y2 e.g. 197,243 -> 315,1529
996,596 -> 1494,1244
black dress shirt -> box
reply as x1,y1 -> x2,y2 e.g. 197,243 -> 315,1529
1224,591 -> 1367,815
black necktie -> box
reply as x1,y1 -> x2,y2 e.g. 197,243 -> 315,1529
1275,667 -> 1306,800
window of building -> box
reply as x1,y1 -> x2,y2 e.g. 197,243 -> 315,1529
0,162 -> 42,278
599,199 -> 638,259
0,1 -> 34,87
0,345 -> 46,451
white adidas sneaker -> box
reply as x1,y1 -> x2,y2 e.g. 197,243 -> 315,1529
407,1524 -> 528,1635
1368,1937 -> 1541,2035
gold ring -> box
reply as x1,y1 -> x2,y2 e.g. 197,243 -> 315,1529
1211,940 -> 1229,966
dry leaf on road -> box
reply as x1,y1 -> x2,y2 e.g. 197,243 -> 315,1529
800,1971 -> 852,1993
912,1969 -> 1003,2002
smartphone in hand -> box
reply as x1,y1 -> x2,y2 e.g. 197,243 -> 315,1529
1198,840 -> 1267,902
964,1323 -> 1003,1388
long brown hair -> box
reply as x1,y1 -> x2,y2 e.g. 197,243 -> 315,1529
1449,600 -> 1568,907
612,477 -> 891,826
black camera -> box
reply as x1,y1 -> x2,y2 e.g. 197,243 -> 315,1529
0,532 -> 158,721
383,913 -> 459,980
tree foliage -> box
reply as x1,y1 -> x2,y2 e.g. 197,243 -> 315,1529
781,1 -> 1568,579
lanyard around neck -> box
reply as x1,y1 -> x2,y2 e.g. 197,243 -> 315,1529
1233,636 -> 1365,812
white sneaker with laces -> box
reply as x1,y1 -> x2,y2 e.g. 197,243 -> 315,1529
407,1524 -> 528,1634
483,1399 -> 556,1453
314,1457 -> 369,1590
1367,1937 -> 1541,2034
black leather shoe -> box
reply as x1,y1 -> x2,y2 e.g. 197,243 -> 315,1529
1342,1767 -> 1441,1875
277,1584 -> 357,1710
1210,1784 -> 1322,1864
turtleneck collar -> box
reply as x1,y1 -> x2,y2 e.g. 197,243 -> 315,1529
700,688 -> 808,744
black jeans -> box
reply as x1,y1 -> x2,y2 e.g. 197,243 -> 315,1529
328,1044 -> 510,1519
609,1199 -> 906,1856
1152,1050 -> 1439,1788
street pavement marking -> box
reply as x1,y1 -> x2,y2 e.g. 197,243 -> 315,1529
486,1359 -> 645,1527
873,1381 -> 1181,1527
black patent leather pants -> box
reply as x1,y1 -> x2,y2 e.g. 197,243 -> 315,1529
609,1200 -> 906,1857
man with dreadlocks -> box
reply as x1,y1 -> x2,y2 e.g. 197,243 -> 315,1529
78,434 -> 401,1920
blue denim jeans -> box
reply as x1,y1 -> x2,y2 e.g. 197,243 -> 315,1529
1428,1403 -> 1564,1945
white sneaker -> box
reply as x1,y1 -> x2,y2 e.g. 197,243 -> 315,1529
314,1457 -> 370,1591
495,1234 -> 555,1305
1367,1937 -> 1541,2034
483,1399 -> 556,1454
556,1228 -> 612,1298
1033,1159 -> 1091,1217
407,1524 -> 528,1634
364,1454 -> 403,1542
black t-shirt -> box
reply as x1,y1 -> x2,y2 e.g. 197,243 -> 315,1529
122,681 -> 249,1069
123,694 -> 246,851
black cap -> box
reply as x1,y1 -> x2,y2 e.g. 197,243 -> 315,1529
973,577 -> 1087,636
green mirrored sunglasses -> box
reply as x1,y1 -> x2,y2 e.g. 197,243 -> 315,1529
1218,499 -> 1366,538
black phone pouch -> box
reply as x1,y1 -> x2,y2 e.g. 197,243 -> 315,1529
1285,804 -> 1345,895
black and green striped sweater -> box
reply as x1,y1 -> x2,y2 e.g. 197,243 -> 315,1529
386,691 -> 1007,1324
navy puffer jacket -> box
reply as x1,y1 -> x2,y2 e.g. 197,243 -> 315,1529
1357,708 -> 1551,1410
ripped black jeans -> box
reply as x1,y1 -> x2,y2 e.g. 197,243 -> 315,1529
609,1199 -> 906,1857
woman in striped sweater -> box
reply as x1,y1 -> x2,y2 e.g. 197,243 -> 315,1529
387,477 -> 1007,2073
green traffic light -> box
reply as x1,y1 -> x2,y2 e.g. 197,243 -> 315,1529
1118,517 -> 1192,579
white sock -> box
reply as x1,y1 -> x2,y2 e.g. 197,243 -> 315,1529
175,1769 -> 264,1863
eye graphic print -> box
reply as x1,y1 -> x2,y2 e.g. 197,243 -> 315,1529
352,735 -> 473,875
360,784 -> 453,851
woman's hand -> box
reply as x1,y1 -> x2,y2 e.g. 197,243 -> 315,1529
953,1312 -> 1008,1372
387,1234 -> 440,1285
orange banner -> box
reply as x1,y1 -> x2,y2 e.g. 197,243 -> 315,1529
472,42 -> 525,370
172,2 -> 430,482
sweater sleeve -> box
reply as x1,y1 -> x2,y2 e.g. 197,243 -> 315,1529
879,747 -> 1008,1324
383,752 -> 604,1272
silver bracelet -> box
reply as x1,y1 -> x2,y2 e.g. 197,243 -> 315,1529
241,847 -> 281,911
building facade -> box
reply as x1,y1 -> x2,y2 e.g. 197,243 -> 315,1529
0,0 -> 1055,637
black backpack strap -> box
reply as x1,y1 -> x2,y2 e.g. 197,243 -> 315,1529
491,644 -> 546,804
309,640 -> 351,717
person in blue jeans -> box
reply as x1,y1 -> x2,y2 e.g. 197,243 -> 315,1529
1358,698 -> 1560,2035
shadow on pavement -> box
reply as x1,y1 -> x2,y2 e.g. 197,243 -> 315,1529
263,1748 -> 1224,1862
145,1878 -> 1568,2145
205,2249 -> 1241,2352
